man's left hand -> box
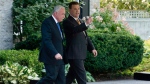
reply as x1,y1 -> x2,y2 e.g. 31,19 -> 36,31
92,49 -> 97,57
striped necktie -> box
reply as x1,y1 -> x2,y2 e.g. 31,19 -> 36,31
76,19 -> 81,25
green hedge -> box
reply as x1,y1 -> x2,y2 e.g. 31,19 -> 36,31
15,34 -> 41,50
0,49 -> 43,76
85,30 -> 144,73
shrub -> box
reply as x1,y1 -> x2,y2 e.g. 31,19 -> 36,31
0,50 -> 43,77
85,30 -> 144,73
15,34 -> 41,50
0,61 -> 39,84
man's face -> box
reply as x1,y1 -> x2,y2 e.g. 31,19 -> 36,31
55,8 -> 65,22
69,4 -> 80,18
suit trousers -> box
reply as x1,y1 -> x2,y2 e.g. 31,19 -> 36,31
36,64 -> 65,84
66,59 -> 86,84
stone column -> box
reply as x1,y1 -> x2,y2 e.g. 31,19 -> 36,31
0,0 -> 13,50
89,0 -> 100,15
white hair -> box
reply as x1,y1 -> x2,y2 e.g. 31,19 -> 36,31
53,5 -> 65,13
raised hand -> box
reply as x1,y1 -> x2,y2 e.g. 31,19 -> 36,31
85,16 -> 93,25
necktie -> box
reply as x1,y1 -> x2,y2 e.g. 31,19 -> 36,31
76,19 -> 81,25
56,23 -> 63,38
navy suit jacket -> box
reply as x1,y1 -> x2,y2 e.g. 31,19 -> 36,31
39,16 -> 64,65
62,15 -> 95,59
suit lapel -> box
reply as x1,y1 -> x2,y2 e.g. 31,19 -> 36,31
67,15 -> 87,37
49,16 -> 63,39
68,15 -> 79,26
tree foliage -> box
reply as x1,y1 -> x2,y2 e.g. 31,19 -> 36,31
13,0 -> 67,41
100,0 -> 150,11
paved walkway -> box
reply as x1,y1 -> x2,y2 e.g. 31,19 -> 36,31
87,79 -> 150,84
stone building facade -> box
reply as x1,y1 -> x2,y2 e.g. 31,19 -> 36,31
0,0 -> 13,50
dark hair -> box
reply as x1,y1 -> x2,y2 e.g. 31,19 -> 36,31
69,1 -> 79,9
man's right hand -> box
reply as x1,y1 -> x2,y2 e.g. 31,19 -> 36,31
55,53 -> 63,60
85,16 -> 93,25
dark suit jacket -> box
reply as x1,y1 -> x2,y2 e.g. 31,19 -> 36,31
39,16 -> 64,65
62,15 -> 95,59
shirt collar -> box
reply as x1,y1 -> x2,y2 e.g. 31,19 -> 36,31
70,14 -> 79,20
52,15 -> 58,23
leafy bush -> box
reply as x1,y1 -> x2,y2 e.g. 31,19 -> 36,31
85,30 -> 144,73
15,34 -> 41,50
0,50 -> 43,77
117,40 -> 150,77
0,61 -> 39,84
90,2 -> 134,35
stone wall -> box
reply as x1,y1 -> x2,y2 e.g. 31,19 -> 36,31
0,0 -> 13,50
119,10 -> 150,40
126,18 -> 150,40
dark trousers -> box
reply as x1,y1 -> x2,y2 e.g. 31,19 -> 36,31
66,59 -> 86,84
36,64 -> 65,84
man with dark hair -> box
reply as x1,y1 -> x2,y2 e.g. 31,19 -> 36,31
37,5 -> 66,84
62,1 -> 97,84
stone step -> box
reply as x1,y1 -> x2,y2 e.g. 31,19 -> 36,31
134,72 -> 150,81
